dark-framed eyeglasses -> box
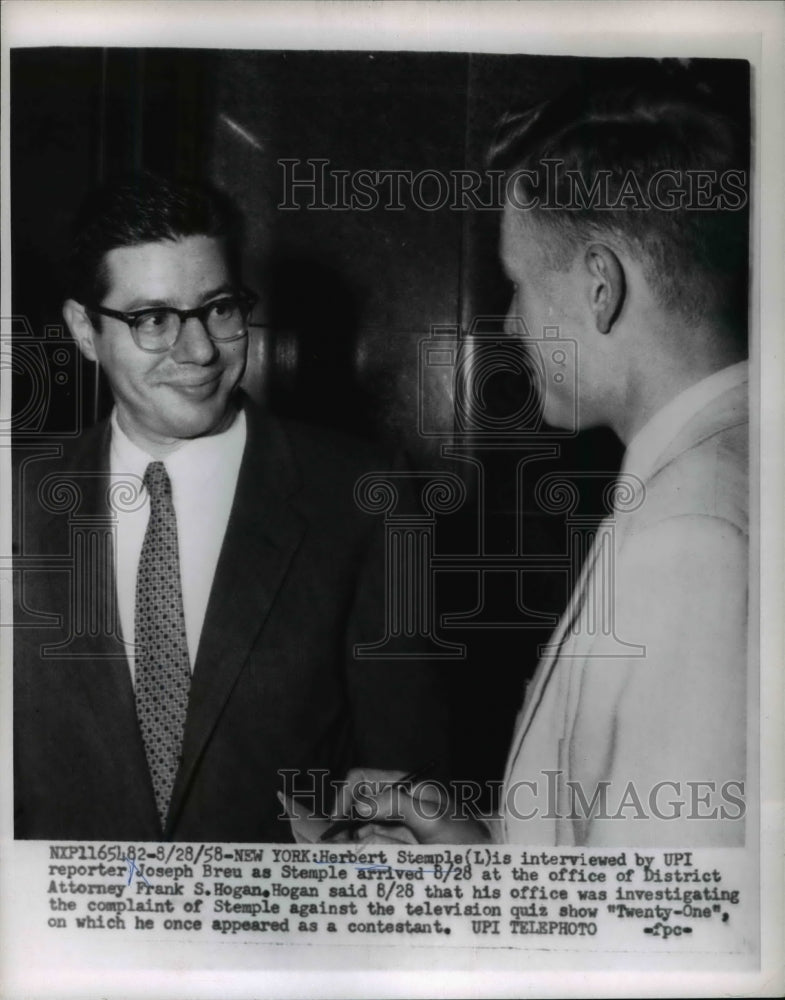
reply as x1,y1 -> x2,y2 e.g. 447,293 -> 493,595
85,290 -> 258,354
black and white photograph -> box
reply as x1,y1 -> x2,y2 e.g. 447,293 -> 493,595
1,2 -> 782,997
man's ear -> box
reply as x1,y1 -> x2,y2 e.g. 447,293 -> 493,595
62,299 -> 99,362
585,244 -> 626,335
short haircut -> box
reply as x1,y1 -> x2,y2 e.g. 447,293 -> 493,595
66,171 -> 244,305
489,66 -> 749,335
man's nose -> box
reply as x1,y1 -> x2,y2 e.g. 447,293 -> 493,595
503,301 -> 519,338
171,316 -> 218,364
504,298 -> 528,339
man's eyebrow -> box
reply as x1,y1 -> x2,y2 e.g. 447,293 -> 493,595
120,298 -> 171,311
119,285 -> 236,312
198,284 -> 236,304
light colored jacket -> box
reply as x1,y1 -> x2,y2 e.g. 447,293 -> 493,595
501,370 -> 749,846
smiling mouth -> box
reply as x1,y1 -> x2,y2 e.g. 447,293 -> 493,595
164,372 -> 222,392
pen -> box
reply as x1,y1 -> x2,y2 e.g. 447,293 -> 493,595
318,760 -> 436,843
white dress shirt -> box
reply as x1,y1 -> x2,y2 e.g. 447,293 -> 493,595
110,407 -> 247,682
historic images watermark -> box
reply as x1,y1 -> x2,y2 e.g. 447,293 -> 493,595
278,769 -> 746,824
278,159 -> 748,213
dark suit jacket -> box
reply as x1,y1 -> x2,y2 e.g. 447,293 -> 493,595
14,402 -> 448,841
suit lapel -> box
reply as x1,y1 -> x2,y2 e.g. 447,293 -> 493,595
165,408 -> 307,833
503,532 -> 604,792
41,424 -> 160,829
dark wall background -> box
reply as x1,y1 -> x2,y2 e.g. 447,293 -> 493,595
11,49 -> 749,799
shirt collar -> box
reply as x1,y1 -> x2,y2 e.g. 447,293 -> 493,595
109,406 -> 247,486
110,410 -> 154,480
621,360 -> 748,485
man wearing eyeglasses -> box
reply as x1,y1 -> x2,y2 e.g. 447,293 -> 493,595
14,173 -> 447,842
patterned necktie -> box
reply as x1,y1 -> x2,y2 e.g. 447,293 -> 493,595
134,461 -> 191,829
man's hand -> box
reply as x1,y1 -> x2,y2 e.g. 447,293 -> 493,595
326,768 -> 491,845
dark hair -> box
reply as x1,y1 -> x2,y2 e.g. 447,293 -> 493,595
489,65 -> 749,333
66,172 -> 244,304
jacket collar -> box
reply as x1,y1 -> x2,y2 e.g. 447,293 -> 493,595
621,361 -> 748,488
164,399 -> 308,836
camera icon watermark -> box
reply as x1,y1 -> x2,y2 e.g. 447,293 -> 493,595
418,316 -> 578,441
1,316 -> 84,440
